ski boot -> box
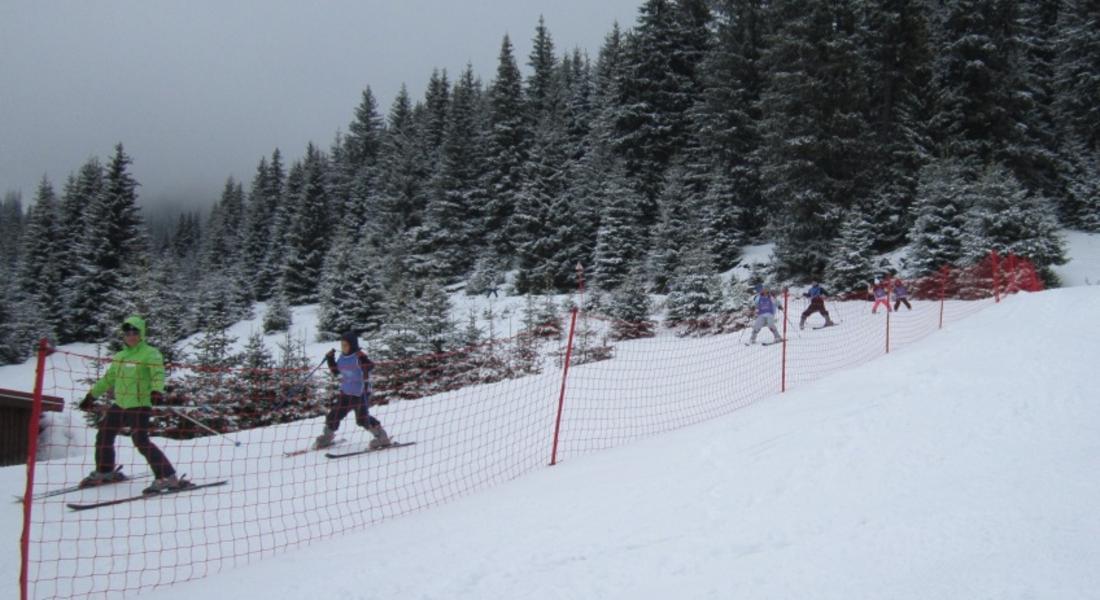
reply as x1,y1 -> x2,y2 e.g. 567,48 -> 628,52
368,424 -> 392,450
79,469 -> 128,488
143,474 -> 190,494
314,426 -> 337,449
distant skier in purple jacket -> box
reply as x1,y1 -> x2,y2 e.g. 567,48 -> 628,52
892,278 -> 912,311
749,285 -> 783,345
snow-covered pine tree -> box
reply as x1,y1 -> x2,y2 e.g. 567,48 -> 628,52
69,144 -> 148,340
1006,0 -> 1065,205
606,267 -> 655,340
0,191 -> 23,271
345,86 -> 385,173
1054,0 -> 1100,158
962,164 -> 1067,277
249,149 -> 286,300
512,109 -> 574,293
860,0 -> 935,250
415,65 -> 485,282
483,35 -> 531,260
56,160 -> 104,341
648,164 -> 699,293
1062,144 -> 1100,232
282,144 -> 332,304
272,330 -> 326,421
931,0 -> 1055,196
16,177 -> 64,340
235,331 -> 278,429
665,243 -> 725,335
907,159 -> 971,276
412,281 -> 458,354
762,0 -> 875,280
262,286 -> 292,333
0,280 -> 27,364
132,253 -> 189,366
695,0 -> 767,241
316,227 -> 385,339
424,68 -> 453,150
824,209 -> 876,295
200,177 -> 252,322
183,288 -> 239,417
614,0 -> 712,214
592,160 -> 645,291
375,85 -> 430,243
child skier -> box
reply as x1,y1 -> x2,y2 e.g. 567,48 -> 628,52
870,279 -> 891,314
314,331 -> 391,450
749,285 -> 784,345
800,282 -> 835,329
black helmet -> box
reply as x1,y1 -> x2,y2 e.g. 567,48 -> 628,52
340,331 -> 360,353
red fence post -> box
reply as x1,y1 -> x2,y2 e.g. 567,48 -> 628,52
1006,253 -> 1018,293
20,339 -> 51,600
939,265 -> 949,329
550,308 -> 578,466
781,288 -> 789,393
885,285 -> 892,354
991,249 -> 1001,303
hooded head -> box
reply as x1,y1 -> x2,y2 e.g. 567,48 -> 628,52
340,331 -> 360,354
120,315 -> 146,346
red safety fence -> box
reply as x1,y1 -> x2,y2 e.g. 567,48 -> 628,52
17,251 -> 1042,599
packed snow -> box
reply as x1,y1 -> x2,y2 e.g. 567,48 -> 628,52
2,230 -> 1098,599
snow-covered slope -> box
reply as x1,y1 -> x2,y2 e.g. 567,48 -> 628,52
3,231 -> 1098,599
76,287 -> 1100,600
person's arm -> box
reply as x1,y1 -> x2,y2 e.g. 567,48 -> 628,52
89,361 -> 117,398
357,351 -> 373,379
325,349 -> 339,375
149,348 -> 166,393
148,348 -> 166,404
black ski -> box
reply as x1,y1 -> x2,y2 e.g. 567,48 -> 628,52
283,439 -> 347,457
325,441 -> 416,459
813,322 -> 840,330
66,480 -> 228,511
744,339 -> 785,347
13,467 -> 152,504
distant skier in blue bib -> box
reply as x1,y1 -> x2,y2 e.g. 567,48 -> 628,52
749,285 -> 783,345
314,332 -> 391,450
800,282 -> 835,330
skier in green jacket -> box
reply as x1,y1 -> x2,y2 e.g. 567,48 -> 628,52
79,315 -> 187,493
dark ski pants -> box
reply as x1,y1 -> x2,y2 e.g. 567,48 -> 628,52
800,297 -> 831,325
95,405 -> 175,479
894,298 -> 912,311
325,393 -> 380,432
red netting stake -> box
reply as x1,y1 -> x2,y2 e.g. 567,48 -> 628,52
781,288 -> 789,393
20,339 -> 51,600
991,249 -> 1002,303
939,265 -> 949,329
885,283 -> 892,355
550,307 -> 579,466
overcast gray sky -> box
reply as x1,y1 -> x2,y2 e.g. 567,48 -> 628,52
0,0 -> 642,211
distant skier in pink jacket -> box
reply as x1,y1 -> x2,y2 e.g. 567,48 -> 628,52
870,279 -> 890,314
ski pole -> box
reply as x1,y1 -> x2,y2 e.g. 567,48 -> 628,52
277,355 -> 329,408
169,407 -> 242,447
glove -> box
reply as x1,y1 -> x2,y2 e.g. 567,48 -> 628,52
79,394 -> 95,411
150,391 -> 165,406
325,348 -> 336,360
